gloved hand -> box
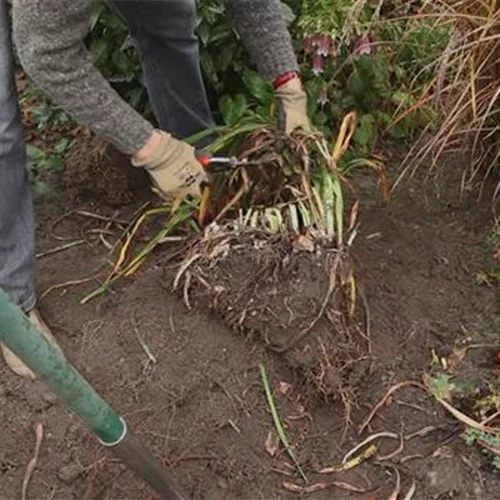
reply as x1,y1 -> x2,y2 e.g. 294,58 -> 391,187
132,131 -> 208,199
274,76 -> 311,134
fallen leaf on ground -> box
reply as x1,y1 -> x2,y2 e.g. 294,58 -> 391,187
278,381 -> 292,395
446,346 -> 468,372
320,444 -> 377,474
293,235 -> 315,252
265,431 -> 280,457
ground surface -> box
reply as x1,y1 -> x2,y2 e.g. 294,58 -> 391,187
1,152 -> 500,500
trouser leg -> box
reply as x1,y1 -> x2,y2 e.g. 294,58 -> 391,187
0,0 -> 35,311
108,0 -> 214,142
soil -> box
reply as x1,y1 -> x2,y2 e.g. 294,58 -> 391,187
1,149 -> 500,500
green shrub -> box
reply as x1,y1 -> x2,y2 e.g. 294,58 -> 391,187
84,0 -> 449,155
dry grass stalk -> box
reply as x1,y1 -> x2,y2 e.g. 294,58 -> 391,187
398,1 -> 500,196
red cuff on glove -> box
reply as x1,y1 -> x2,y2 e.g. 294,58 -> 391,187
273,71 -> 299,90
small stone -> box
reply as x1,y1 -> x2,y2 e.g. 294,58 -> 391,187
217,477 -> 228,489
42,393 -> 58,406
57,463 -> 83,484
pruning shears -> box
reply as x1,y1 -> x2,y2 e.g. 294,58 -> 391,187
196,154 -> 260,173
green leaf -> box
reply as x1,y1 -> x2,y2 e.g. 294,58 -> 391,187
89,1 -> 106,31
26,144 -> 45,161
207,23 -> 233,45
219,94 -> 247,125
354,114 -> 375,150
232,94 -> 248,123
90,38 -> 111,66
429,373 -> 456,401
243,69 -> 271,104
40,156 -> 65,171
197,22 -> 210,46
54,138 -> 71,155
200,52 -> 217,84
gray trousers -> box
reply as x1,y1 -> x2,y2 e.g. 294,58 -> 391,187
0,0 -> 35,311
0,0 -> 212,309
108,0 -> 213,139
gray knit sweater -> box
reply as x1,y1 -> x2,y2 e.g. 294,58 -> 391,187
12,0 -> 298,154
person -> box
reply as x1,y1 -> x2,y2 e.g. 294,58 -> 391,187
0,0 -> 63,380
2,0 -> 310,378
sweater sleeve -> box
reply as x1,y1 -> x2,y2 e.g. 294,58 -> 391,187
12,0 -> 154,155
225,0 -> 299,81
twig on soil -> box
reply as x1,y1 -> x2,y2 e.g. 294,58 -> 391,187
132,313 -> 157,369
402,479 -> 417,500
341,432 -> 399,465
320,444 -> 378,474
259,363 -> 307,483
434,396 -> 500,435
481,411 -> 500,426
358,286 -> 372,354
377,432 -> 405,461
283,480 -> 369,494
400,454 -> 424,464
22,422 -> 43,500
74,210 -> 129,225
404,426 -> 439,441
98,233 -> 114,250
49,210 -> 127,242
446,343 -> 500,372
387,466 -> 401,500
39,275 -> 99,302
270,467 -> 294,477
36,239 -> 86,259
358,381 -> 428,435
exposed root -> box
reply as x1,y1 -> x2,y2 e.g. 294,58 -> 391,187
173,254 -> 202,290
387,466 -> 401,500
377,432 -> 405,461
22,422 -> 43,500
359,381 -> 428,435
283,480 -> 369,494
171,227 -> 370,406
39,275 -> 100,302
36,239 -> 86,259
270,251 -> 347,353
402,480 -> 417,500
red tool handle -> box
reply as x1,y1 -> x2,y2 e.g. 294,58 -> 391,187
196,154 -> 211,168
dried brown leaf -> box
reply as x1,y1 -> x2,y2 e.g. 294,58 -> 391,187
265,431 -> 280,457
278,381 -> 293,395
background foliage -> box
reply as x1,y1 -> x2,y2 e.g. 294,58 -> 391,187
85,0 -> 451,157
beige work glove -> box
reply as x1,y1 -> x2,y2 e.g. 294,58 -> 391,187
132,131 -> 208,199
275,78 -> 311,134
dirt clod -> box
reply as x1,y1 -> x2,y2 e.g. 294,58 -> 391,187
64,131 -> 150,206
57,463 -> 84,484
173,230 -> 369,408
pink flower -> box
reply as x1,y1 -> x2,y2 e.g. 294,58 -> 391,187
329,41 -> 339,58
352,33 -> 376,58
303,36 -> 315,54
318,86 -> 329,107
316,35 -> 332,56
312,54 -> 324,75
